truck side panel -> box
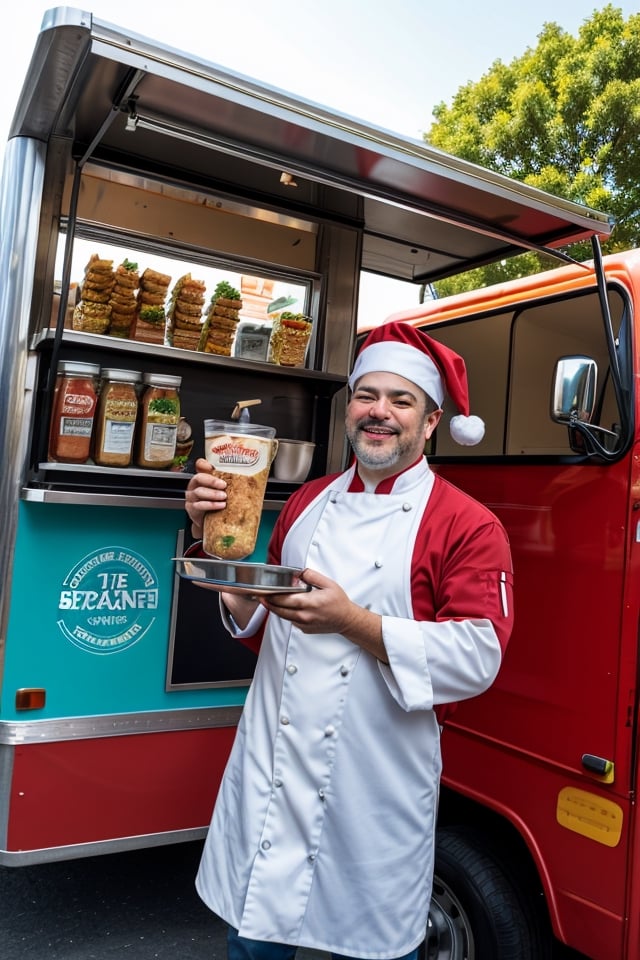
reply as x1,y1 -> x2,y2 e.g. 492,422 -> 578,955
384,258 -> 640,960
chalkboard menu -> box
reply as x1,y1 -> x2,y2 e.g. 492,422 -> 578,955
166,529 -> 259,689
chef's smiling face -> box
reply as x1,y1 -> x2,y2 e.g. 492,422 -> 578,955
345,371 -> 442,483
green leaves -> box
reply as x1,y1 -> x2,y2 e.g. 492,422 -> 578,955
426,5 -> 640,293
149,397 -> 179,415
213,281 -> 241,301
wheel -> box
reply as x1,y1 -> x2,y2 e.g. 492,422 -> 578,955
422,825 -> 552,960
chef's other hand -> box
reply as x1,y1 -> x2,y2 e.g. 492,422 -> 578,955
185,458 -> 227,539
261,569 -> 386,662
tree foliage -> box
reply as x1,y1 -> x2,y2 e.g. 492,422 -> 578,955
426,5 -> 640,296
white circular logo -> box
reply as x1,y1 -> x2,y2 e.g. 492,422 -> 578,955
57,546 -> 159,654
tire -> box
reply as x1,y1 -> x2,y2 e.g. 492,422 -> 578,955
423,825 -> 552,960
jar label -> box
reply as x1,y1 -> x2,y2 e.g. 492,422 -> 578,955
62,392 -> 96,415
143,423 -> 178,462
104,397 -> 138,421
205,433 -> 275,475
60,416 -> 94,438
103,420 -> 136,455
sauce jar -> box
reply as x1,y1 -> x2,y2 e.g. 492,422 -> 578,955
94,369 -> 141,467
48,361 -> 100,463
136,373 -> 182,469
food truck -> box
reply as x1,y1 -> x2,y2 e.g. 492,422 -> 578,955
357,247 -> 640,960
0,7 -> 629,960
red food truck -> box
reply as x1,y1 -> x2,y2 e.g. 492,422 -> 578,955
0,6 -> 632,960
357,248 -> 640,960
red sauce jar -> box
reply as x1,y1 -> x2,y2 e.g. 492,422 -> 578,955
47,361 -> 100,463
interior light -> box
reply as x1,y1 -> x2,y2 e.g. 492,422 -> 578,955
125,102 -> 138,132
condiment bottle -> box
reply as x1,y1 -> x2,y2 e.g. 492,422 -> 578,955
48,361 -> 100,463
136,373 -> 182,469
94,369 -> 141,467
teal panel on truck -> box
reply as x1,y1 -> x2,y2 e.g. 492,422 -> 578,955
2,501 -> 276,721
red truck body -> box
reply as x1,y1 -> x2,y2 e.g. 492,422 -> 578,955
364,251 -> 640,959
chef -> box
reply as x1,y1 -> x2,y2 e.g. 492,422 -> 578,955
184,320 -> 514,960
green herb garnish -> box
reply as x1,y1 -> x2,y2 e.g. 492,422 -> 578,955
149,398 -> 179,414
213,280 -> 241,301
139,305 -> 165,323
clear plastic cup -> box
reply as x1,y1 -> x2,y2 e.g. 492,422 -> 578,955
202,419 -> 278,559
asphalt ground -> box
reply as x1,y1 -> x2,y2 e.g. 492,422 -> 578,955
0,840 -> 587,959
0,841 -> 223,959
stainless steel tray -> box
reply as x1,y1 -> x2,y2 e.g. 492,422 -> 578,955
173,557 -> 310,595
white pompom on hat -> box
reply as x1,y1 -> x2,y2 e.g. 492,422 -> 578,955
349,321 -> 485,446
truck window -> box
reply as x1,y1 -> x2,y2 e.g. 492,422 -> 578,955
424,286 -> 627,459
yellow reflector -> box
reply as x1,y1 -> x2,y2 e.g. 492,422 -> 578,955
556,787 -> 623,847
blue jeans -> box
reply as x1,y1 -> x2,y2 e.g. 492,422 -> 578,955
227,926 -> 420,960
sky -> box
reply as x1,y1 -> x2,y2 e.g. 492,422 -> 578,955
1,0 -> 637,323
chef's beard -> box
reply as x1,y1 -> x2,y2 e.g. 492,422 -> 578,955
346,420 -> 415,471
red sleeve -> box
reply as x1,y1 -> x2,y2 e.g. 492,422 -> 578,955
411,475 -> 514,654
413,477 -> 514,726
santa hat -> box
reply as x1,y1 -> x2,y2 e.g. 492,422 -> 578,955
349,321 -> 485,446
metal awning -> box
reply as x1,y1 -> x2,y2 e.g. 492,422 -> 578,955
7,7 -> 614,283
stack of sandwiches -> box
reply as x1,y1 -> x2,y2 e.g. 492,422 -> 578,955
200,281 -> 243,356
72,254 -> 115,334
132,268 -> 172,345
167,274 -> 206,351
108,259 -> 139,338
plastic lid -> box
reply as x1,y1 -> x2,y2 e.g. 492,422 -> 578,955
57,361 -> 101,376
101,368 -> 142,382
142,373 -> 182,388
204,418 -> 276,439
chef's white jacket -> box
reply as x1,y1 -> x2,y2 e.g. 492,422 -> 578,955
196,459 -> 513,958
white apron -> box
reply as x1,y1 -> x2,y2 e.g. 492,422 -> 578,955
196,465 -> 442,959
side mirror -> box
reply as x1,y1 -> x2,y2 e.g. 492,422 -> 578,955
551,356 -> 597,425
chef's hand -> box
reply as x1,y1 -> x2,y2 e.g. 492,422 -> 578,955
185,458 -> 227,539
262,569 -> 388,663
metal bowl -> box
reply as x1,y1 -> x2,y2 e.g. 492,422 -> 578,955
272,439 -> 315,482
173,557 -> 310,595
